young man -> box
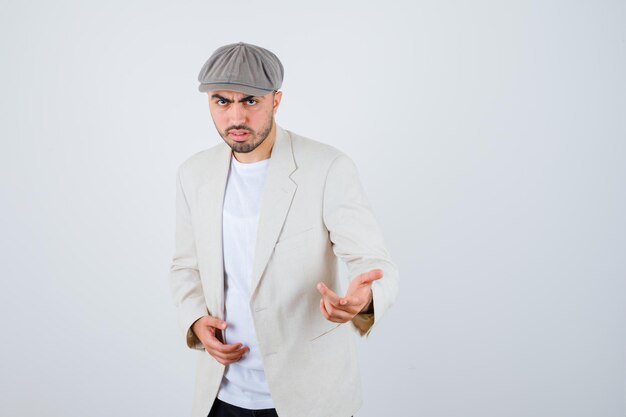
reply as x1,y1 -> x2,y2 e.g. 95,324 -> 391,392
170,42 -> 398,417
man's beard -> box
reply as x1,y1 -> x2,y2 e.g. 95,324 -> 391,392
218,117 -> 274,154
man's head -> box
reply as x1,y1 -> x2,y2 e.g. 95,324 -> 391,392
198,42 -> 284,157
207,89 -> 282,154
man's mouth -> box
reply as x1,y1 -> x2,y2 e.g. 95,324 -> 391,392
227,129 -> 252,142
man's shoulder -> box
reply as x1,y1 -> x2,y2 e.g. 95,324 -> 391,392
176,142 -> 229,176
284,128 -> 349,166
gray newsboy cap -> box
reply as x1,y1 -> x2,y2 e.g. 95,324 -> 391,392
197,42 -> 284,96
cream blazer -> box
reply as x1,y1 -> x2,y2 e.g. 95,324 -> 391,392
170,125 -> 398,417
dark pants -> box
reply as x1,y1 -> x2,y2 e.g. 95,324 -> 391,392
208,398 -> 279,417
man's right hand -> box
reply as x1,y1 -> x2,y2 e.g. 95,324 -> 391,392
191,315 -> 249,365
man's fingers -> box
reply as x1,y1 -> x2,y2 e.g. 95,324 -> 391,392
317,282 -> 341,304
357,269 -> 384,285
203,316 -> 227,330
321,289 -> 357,317
206,337 -> 246,354
202,330 -> 248,354
318,277 -> 378,323
209,346 -> 247,359
214,346 -> 248,359
321,297 -> 359,323
209,346 -> 249,364
203,333 -> 249,364
319,298 -> 331,320
193,316 -> 227,342
217,353 -> 247,365
340,296 -> 361,307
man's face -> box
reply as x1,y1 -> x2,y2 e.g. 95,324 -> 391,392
208,90 -> 282,154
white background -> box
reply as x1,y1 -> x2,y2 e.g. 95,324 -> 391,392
1,1 -> 625,416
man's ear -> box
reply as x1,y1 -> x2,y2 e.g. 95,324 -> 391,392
273,91 -> 283,114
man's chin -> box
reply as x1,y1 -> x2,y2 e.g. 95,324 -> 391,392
227,140 -> 257,154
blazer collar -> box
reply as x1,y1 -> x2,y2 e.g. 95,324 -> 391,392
250,124 -> 298,297
198,124 -> 298,308
195,142 -> 231,319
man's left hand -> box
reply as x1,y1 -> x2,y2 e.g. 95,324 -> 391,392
317,269 -> 383,323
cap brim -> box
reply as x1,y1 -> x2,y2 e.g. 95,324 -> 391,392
198,82 -> 274,97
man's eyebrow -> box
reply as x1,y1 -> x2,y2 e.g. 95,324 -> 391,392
211,94 -> 232,103
210,94 -> 260,103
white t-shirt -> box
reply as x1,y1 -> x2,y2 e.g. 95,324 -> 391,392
217,155 -> 274,410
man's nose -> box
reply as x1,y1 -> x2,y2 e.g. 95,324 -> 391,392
229,104 -> 247,125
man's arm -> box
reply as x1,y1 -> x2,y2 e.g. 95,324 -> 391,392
169,167 -> 210,350
321,154 -> 399,336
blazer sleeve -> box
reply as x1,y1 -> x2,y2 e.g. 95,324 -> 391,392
322,154 -> 399,336
169,167 -> 208,350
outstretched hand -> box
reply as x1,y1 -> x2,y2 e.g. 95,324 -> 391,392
191,315 -> 249,365
317,269 -> 383,323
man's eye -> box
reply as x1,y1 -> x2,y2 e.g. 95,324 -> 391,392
245,99 -> 257,105
217,99 -> 228,106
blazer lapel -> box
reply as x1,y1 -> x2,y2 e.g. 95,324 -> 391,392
196,143 -> 232,319
250,125 -> 297,297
